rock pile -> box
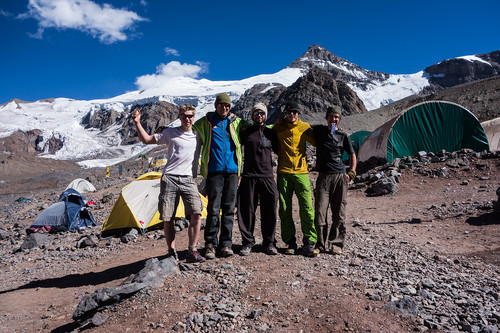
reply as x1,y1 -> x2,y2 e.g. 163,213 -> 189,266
343,220 -> 500,332
353,149 -> 499,197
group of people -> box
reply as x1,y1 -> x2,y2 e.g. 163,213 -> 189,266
131,93 -> 356,263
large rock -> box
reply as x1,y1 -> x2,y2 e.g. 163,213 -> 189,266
86,109 -> 122,131
384,296 -> 419,318
231,83 -> 286,123
20,233 -> 51,250
73,256 -> 178,322
366,176 -> 398,196
267,66 -> 367,124
0,129 -> 56,155
119,101 -> 180,145
73,283 -> 146,321
494,186 -> 500,217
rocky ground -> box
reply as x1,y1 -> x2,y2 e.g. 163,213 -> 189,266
0,150 -> 499,333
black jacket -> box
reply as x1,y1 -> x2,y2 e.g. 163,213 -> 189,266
240,124 -> 278,177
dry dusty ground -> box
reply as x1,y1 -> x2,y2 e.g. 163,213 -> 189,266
0,154 -> 499,332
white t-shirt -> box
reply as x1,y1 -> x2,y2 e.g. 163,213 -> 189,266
154,127 -> 201,177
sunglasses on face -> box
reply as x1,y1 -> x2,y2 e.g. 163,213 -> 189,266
217,103 -> 230,108
180,114 -> 194,119
253,111 -> 266,116
286,110 -> 298,115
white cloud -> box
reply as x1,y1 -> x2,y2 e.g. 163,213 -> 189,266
135,61 -> 209,90
19,0 -> 146,43
0,9 -> 12,16
165,47 -> 180,57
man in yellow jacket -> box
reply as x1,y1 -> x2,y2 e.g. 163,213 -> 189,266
273,101 -> 319,257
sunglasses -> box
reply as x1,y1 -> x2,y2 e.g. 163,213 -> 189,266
217,103 -> 230,108
180,114 -> 194,119
286,110 -> 299,115
253,111 -> 266,116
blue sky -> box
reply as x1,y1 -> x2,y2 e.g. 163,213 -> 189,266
0,0 -> 498,104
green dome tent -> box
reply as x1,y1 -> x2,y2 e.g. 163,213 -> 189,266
357,101 -> 489,162
350,130 -> 371,153
342,130 -> 371,161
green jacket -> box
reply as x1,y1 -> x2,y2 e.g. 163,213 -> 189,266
193,112 -> 244,178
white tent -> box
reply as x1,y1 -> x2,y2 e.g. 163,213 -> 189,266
481,117 -> 500,152
66,178 -> 96,193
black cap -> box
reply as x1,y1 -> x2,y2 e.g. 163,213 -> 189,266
285,101 -> 300,113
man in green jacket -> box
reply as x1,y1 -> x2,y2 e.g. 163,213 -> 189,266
193,93 -> 244,259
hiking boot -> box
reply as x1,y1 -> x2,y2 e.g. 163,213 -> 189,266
221,246 -> 234,257
302,244 -> 319,257
331,248 -> 343,255
186,249 -> 206,263
167,248 -> 178,261
204,243 -> 216,260
239,244 -> 252,256
284,243 -> 297,255
316,245 -> 326,253
263,243 -> 278,256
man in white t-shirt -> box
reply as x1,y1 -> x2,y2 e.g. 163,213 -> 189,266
131,104 -> 205,263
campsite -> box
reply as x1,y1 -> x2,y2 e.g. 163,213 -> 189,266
1,2 -> 499,330
0,133 -> 499,332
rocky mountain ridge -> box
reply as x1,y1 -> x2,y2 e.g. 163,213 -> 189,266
1,45 -> 499,160
425,51 -> 500,88
289,45 -> 390,91
231,66 -> 367,124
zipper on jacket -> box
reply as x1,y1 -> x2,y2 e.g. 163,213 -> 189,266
222,118 -> 226,172
291,123 -> 295,173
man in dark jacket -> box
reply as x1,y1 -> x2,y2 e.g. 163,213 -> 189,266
237,103 -> 279,256
312,106 -> 357,255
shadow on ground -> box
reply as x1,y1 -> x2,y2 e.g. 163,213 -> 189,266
0,256 -> 161,295
466,212 -> 500,226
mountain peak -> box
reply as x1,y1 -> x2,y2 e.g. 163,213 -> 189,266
289,44 -> 390,100
289,44 -> 349,70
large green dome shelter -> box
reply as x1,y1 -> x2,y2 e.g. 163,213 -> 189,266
357,101 -> 489,162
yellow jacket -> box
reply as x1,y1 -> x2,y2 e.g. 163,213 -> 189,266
273,119 -> 316,174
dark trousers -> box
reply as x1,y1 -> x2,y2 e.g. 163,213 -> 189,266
314,173 -> 347,251
237,177 -> 278,247
205,173 -> 238,248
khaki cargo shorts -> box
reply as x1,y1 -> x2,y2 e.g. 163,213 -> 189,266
158,174 -> 202,221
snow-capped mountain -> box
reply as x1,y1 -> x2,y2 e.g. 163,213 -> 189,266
0,68 -> 303,168
289,45 -> 499,110
1,45 -> 498,168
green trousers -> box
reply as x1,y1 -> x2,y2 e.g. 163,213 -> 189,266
277,173 -> 317,245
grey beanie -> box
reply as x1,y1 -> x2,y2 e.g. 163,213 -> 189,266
326,105 -> 342,116
251,102 -> 268,117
